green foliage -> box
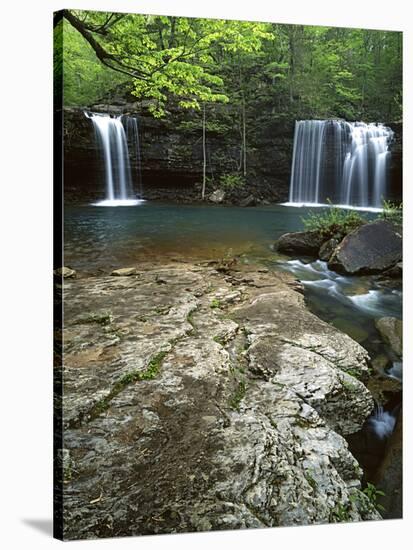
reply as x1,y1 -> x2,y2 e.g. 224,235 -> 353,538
219,172 -> 246,190
363,482 -> 386,513
62,19 -> 126,106
229,380 -> 247,411
61,10 -> 402,122
379,200 -> 403,226
330,502 -> 352,523
210,298 -> 222,309
302,203 -> 365,237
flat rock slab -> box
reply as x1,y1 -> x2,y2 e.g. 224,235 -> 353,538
59,261 -> 378,540
328,221 -> 402,275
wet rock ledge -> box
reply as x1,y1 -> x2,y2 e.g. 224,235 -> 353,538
59,261 -> 380,540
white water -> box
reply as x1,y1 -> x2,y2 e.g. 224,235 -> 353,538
368,405 -> 397,439
85,112 -> 143,206
288,120 -> 393,209
282,259 -> 401,318
387,361 -> 403,381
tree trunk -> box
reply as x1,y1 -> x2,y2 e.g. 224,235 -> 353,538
201,104 -> 207,200
242,94 -> 247,177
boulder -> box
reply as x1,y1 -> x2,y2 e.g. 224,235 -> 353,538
375,317 -> 403,356
328,221 -> 402,275
275,230 -> 325,256
54,266 -> 76,279
319,237 -> 340,261
239,194 -> 256,207
209,189 -> 226,204
381,261 -> 402,279
111,267 -> 137,277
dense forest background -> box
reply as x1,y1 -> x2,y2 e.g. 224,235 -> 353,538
55,10 -> 402,123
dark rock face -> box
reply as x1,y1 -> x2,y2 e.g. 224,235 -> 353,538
275,230 -> 326,256
319,238 -> 340,261
63,102 -> 294,205
328,221 -> 402,275
375,413 -> 402,519
239,194 -> 256,207
63,102 -> 402,206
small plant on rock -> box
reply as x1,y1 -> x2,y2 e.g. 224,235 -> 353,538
363,482 -> 386,513
380,200 -> 402,226
219,172 -> 245,190
302,200 -> 366,237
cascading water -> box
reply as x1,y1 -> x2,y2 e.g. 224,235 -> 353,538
287,120 -> 393,210
85,112 -> 144,206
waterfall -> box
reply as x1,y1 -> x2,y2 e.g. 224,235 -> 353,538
287,120 -> 393,210
368,404 -> 397,439
85,112 -> 144,206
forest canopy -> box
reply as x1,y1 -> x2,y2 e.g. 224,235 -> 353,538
56,9 -> 402,122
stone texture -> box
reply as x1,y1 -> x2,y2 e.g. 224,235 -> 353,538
375,414 -> 402,519
328,221 -> 402,275
239,194 -> 256,207
63,105 -> 294,205
54,266 -> 76,279
375,317 -> 403,357
275,230 -> 326,256
111,267 -> 137,277
319,238 -> 340,261
60,262 -> 378,540
209,189 -> 226,203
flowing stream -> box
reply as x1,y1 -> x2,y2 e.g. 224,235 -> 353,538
286,120 -> 393,210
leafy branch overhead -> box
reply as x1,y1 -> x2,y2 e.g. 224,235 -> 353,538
60,9 -> 273,116
58,9 -> 402,123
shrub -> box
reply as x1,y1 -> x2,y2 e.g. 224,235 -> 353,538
379,200 -> 402,226
219,172 -> 245,190
302,201 -> 365,237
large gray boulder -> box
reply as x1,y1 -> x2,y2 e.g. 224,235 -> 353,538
328,221 -> 402,275
275,230 -> 325,256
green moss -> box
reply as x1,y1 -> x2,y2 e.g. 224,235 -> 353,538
340,375 -> 359,392
85,350 -> 168,422
344,368 -> 363,380
210,298 -> 222,309
229,380 -> 247,411
305,472 -> 317,491
186,309 -> 198,333
213,335 -> 225,345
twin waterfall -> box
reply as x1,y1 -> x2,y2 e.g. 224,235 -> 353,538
288,120 -> 393,210
85,112 -> 143,206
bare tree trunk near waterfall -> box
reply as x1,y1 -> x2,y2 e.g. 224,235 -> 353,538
242,93 -> 247,177
201,103 -> 207,200
239,64 -> 247,177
